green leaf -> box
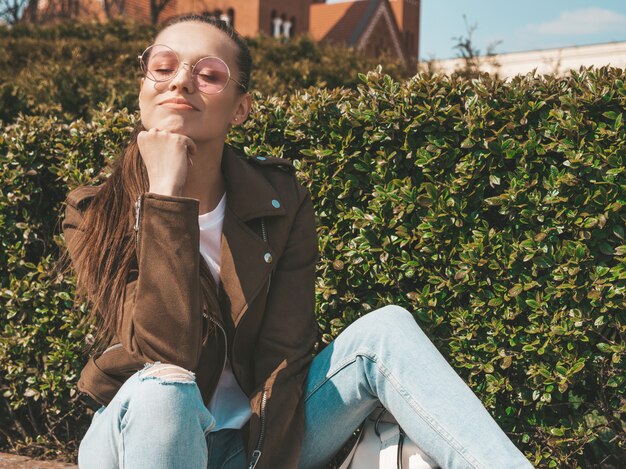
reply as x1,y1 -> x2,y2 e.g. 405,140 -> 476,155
549,427 -> 565,436
525,299 -> 541,310
570,361 -> 585,374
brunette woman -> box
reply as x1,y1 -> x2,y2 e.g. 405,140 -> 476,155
63,13 -> 533,469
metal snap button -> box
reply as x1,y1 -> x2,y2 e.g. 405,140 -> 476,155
271,199 -> 281,208
256,156 -> 266,161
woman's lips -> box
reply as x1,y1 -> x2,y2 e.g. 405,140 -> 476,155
161,102 -> 196,110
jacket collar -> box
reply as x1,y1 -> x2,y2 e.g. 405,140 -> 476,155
218,143 -> 281,327
221,144 -> 286,222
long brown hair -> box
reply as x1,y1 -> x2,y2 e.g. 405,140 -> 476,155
59,13 -> 252,357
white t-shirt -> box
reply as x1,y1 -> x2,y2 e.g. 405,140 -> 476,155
198,192 -> 253,432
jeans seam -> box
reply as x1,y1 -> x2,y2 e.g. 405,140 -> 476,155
220,445 -> 244,468
304,352 -> 363,402
119,415 -> 126,469
119,402 -> 129,469
371,353 -> 487,469
305,348 -> 487,469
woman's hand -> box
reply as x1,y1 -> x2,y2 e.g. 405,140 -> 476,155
137,128 -> 197,196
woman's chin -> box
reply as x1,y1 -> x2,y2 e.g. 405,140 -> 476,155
155,117 -> 191,134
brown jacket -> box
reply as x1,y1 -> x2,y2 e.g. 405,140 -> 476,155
62,143 -> 321,469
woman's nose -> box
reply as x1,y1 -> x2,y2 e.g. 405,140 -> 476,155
168,62 -> 195,93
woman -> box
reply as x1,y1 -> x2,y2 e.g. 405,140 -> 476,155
63,13 -> 533,469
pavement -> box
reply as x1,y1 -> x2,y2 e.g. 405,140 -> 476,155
0,453 -> 77,469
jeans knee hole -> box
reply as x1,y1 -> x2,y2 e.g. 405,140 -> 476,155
138,362 -> 196,383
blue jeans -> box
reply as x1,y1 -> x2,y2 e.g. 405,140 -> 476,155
78,305 -> 533,468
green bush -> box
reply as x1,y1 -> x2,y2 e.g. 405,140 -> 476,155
0,19 -> 411,125
0,32 -> 624,468
233,69 -> 625,467
0,106 -> 134,458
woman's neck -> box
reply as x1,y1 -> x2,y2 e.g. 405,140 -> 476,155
181,140 -> 227,215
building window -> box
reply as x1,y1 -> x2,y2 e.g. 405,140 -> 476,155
282,14 -> 292,38
270,11 -> 296,39
227,8 -> 235,28
201,8 -> 234,27
290,16 -> 296,36
272,16 -> 283,37
278,13 -> 292,39
270,10 -> 279,37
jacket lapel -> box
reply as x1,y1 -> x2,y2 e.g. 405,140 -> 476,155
218,145 -> 285,327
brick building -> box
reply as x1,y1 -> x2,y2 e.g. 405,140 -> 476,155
309,0 -> 419,66
34,0 -> 420,66
173,1 -> 420,65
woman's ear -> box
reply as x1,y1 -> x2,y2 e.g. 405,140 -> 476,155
231,92 -> 252,126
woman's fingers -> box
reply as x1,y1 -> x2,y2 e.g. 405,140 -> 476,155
137,128 -> 195,195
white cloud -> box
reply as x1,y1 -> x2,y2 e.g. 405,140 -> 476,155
526,8 -> 626,36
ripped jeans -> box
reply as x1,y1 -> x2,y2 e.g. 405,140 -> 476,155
77,305 -> 533,469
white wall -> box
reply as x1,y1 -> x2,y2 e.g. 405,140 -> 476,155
422,41 -> 626,78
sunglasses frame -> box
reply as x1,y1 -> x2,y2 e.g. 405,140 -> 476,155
138,44 -> 247,95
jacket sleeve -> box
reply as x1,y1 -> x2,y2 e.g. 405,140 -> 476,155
247,182 -> 319,469
63,187 -> 204,371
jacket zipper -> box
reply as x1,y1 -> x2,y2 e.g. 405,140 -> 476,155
248,218 -> 270,468
133,195 -> 142,246
261,218 -> 272,293
248,385 -> 268,469
260,217 -> 268,244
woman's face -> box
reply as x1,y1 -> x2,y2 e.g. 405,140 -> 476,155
139,21 -> 249,144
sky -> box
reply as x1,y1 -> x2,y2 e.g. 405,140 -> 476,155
327,0 -> 626,60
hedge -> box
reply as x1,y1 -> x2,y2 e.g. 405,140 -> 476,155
1,51 -> 625,469
0,19 -> 411,125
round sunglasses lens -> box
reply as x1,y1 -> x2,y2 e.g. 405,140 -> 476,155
194,58 -> 230,93
142,46 -> 178,82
